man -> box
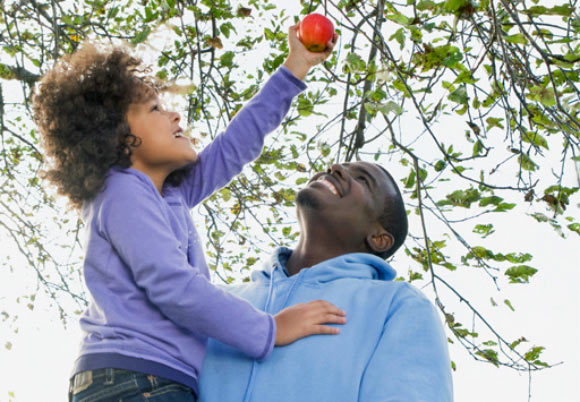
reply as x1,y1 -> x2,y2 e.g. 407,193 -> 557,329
198,161 -> 453,402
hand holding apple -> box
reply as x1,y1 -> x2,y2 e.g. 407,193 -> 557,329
283,17 -> 338,81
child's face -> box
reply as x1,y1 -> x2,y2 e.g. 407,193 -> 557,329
126,94 -> 198,180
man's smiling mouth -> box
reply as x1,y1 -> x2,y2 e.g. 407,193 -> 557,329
316,177 -> 340,196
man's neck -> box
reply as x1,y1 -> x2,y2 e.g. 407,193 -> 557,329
285,233 -> 365,276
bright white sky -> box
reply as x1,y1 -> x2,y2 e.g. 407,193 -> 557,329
1,1 -> 579,401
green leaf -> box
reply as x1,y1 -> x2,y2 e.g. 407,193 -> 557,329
297,94 -> 313,117
479,196 -> 502,207
454,70 -> 478,84
344,52 -> 366,73
476,348 -> 499,367
504,299 -> 515,311
434,160 -> 446,172
473,224 -> 494,237
404,170 -> 416,189
505,265 -> 538,284
485,117 -> 504,130
472,139 -> 484,156
529,213 -> 565,237
220,22 -> 235,38
448,86 -> 468,104
219,51 -> 235,68
387,13 -> 412,26
219,188 -> 231,202
524,346 -> 545,362
441,188 -> 481,208
567,223 -> 580,236
417,0 -> 437,11
510,337 -> 527,349
409,270 -> 423,282
504,33 -> 528,45
377,100 -> 403,115
521,131 -> 549,149
444,0 -> 470,13
132,27 -> 151,45
413,44 -> 462,71
264,27 -> 275,41
518,154 -> 538,171
523,5 -> 573,17
495,202 -> 516,212
528,85 -> 556,108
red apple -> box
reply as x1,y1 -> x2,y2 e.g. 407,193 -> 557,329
298,13 -> 334,52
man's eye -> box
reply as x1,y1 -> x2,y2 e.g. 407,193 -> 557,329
358,176 -> 369,185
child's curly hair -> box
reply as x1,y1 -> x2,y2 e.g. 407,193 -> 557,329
33,42 -> 158,209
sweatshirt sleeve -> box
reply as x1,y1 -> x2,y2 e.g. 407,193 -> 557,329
178,66 -> 306,207
99,178 -> 275,360
358,287 -> 453,402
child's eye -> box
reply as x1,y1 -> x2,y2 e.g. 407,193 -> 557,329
151,105 -> 159,111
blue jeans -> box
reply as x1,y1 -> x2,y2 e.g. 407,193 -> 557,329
69,368 -> 197,402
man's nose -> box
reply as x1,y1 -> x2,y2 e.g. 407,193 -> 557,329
327,164 -> 347,180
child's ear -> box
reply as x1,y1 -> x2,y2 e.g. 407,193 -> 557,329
365,223 -> 394,255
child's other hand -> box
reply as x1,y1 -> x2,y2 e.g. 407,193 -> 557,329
283,23 -> 338,81
274,300 -> 346,346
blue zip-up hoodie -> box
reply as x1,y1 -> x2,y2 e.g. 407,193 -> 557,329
70,67 -> 306,395
199,247 -> 453,402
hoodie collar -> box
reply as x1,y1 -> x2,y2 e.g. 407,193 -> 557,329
251,247 -> 397,284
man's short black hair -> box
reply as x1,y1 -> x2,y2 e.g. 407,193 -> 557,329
375,164 -> 408,259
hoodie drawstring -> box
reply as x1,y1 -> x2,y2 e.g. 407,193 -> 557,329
242,263 -> 278,402
280,267 -> 303,308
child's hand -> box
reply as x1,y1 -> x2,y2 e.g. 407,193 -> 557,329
274,300 -> 346,346
283,23 -> 338,81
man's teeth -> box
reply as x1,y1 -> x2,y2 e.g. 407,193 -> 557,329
317,177 -> 338,196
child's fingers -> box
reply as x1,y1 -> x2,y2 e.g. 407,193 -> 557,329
288,23 -> 299,35
301,301 -> 347,326
323,33 -> 339,57
274,300 -> 347,345
314,325 -> 341,335
287,23 -> 300,46
307,299 -> 346,316
322,313 -> 347,324
327,33 -> 339,49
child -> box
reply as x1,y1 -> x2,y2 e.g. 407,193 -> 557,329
33,25 -> 343,401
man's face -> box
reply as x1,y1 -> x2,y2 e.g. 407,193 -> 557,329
296,161 -> 394,240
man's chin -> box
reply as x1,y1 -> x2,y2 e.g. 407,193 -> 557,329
296,189 -> 321,210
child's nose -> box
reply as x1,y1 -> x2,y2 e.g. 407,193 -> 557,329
169,111 -> 181,123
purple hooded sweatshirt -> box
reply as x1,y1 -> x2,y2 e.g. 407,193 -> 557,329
71,66 -> 306,396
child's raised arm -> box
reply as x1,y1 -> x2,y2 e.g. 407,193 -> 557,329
175,24 -> 338,207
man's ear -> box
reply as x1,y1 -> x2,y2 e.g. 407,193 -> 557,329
366,223 -> 394,254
